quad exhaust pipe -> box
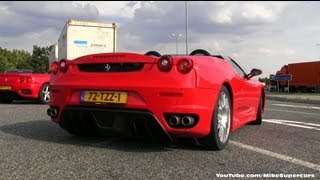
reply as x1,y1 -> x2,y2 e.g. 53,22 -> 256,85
47,108 -> 58,117
168,116 -> 181,126
167,115 -> 196,127
181,116 -> 195,127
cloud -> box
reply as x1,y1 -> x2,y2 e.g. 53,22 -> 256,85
216,8 -> 232,24
116,1 -> 293,53
1,1 -> 320,77
285,49 -> 295,56
241,3 -> 279,23
213,41 -> 222,52
258,48 -> 273,56
72,1 -> 141,19
0,1 -> 99,36
0,27 -> 60,52
232,52 -> 239,58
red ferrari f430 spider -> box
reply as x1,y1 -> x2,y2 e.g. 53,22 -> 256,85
48,49 -> 265,150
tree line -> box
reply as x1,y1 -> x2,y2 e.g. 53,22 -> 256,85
1,46 -> 273,83
0,45 -> 50,73
258,77 -> 270,84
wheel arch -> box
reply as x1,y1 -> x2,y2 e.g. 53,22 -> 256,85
222,82 -> 233,103
38,82 -> 50,96
261,88 -> 266,113
222,82 -> 234,129
200,82 -> 233,150
38,82 -> 50,104
42,81 -> 50,85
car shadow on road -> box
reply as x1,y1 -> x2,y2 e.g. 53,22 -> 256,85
0,120 -> 211,152
0,100 -> 42,105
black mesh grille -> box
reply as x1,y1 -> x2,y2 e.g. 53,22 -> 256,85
78,63 -> 144,72
58,106 -> 171,141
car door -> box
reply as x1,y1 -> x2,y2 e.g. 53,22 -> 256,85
226,57 -> 257,124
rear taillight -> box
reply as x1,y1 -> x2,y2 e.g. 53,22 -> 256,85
177,58 -> 193,74
26,77 -> 33,83
157,55 -> 173,72
51,62 -> 58,74
59,59 -> 68,73
19,77 -> 24,83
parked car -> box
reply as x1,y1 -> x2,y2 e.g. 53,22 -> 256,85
0,69 -> 50,103
47,49 -> 265,150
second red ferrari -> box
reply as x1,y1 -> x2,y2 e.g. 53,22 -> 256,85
0,69 -> 50,104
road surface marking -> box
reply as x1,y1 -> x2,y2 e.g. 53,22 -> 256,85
267,108 -> 319,116
272,104 -> 320,110
271,119 -> 320,127
230,141 -> 320,172
263,119 -> 320,131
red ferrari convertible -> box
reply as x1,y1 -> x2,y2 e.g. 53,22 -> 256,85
48,49 -> 265,150
0,69 -> 50,104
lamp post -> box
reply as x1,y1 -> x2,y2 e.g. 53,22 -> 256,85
185,1 -> 188,55
171,33 -> 183,55
316,43 -> 320,60
316,43 -> 320,92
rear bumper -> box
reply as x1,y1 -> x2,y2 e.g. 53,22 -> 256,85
0,84 -> 40,100
58,106 -> 172,141
50,85 -> 220,138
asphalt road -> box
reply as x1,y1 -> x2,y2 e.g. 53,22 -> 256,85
0,99 -> 319,179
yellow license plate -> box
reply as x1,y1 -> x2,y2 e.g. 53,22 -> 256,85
81,90 -> 128,104
0,86 -> 11,90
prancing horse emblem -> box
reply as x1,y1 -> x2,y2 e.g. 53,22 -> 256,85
105,64 -> 111,71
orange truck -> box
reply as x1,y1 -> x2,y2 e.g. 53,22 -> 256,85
276,61 -> 320,92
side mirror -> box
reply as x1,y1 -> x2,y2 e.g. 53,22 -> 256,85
246,68 -> 262,79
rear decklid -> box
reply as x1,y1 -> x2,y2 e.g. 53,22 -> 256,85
69,52 -> 158,73
0,72 -> 37,85
73,52 -> 157,64
0,73 -> 21,84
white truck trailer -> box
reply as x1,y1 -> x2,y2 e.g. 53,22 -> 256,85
49,19 -> 117,68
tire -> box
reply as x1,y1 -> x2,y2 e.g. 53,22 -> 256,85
145,51 -> 161,57
200,86 -> 231,150
189,49 -> 211,56
250,96 -> 263,125
38,83 -> 50,104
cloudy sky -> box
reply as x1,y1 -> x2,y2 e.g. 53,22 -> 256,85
1,1 -> 320,77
